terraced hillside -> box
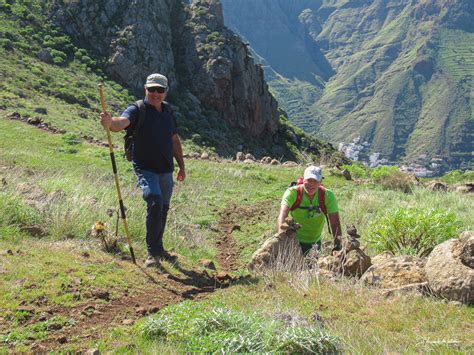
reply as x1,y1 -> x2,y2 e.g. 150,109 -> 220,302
222,0 -> 473,172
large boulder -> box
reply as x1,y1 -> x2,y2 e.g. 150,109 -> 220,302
360,255 -> 426,288
343,249 -> 372,277
424,231 -> 474,304
248,219 -> 303,271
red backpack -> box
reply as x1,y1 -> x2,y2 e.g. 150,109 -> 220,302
289,177 -> 326,214
288,177 -> 331,233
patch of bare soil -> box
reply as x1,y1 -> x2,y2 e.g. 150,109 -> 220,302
23,261 -> 243,352
216,202 -> 270,271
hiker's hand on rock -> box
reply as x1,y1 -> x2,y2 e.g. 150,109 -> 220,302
100,112 -> 112,129
177,168 -> 186,182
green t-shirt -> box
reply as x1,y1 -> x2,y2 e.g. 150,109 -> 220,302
281,186 -> 339,244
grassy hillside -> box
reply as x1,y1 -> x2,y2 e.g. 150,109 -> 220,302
1,0 -> 473,352
1,115 -> 473,352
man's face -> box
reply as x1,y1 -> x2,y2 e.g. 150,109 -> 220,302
145,86 -> 167,106
303,178 -> 320,195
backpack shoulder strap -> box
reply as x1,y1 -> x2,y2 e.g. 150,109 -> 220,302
125,100 -> 146,137
290,185 -> 303,211
133,99 -> 146,135
318,185 -> 327,215
162,101 -> 173,113
318,185 -> 332,234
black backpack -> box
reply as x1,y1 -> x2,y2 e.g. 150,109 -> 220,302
123,100 -> 146,161
123,100 -> 174,161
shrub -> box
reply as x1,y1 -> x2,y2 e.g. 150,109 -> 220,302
440,170 -> 474,184
370,166 -> 415,193
367,207 -> 461,256
49,48 -> 67,65
62,133 -> 81,145
139,301 -> 340,353
342,163 -> 369,179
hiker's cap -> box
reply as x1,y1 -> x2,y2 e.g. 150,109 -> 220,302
145,73 -> 168,89
303,165 -> 322,182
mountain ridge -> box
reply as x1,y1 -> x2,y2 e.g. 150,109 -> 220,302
221,0 -> 473,174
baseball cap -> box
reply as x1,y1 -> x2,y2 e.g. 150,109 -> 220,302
303,165 -> 322,181
145,73 -> 168,88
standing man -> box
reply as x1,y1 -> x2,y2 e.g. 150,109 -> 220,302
277,165 -> 342,255
100,73 -> 186,267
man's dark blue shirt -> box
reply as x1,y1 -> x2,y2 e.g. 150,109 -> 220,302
121,98 -> 177,174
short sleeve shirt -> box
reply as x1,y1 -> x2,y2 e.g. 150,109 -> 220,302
281,186 -> 339,243
121,99 -> 177,174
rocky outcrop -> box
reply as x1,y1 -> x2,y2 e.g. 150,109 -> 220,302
360,255 -> 426,289
424,231 -> 474,304
51,0 -> 279,138
51,0 -> 177,90
317,225 -> 371,278
248,219 -> 303,271
184,0 -> 279,137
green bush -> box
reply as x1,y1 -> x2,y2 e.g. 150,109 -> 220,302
0,194 -> 43,239
370,166 -> 415,193
62,133 -> 81,145
341,163 -> 369,179
367,208 -> 461,256
139,301 -> 340,353
440,170 -> 474,184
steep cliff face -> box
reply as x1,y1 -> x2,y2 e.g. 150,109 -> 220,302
222,0 -> 473,171
51,0 -> 279,138
182,0 -> 279,136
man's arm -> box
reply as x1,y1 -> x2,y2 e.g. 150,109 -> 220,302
172,134 -> 186,181
100,112 -> 130,132
277,204 -> 290,234
328,212 -> 342,251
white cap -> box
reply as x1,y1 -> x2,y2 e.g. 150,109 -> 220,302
303,165 -> 322,181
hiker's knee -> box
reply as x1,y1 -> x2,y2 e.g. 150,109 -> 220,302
143,189 -> 162,206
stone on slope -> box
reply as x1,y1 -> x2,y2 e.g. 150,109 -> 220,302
360,255 -> 426,289
424,231 -> 474,304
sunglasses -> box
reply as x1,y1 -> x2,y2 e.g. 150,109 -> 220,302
147,87 -> 166,93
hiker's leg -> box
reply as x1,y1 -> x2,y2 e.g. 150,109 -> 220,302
314,240 -> 321,251
135,169 -> 163,256
299,242 -> 314,256
156,173 -> 174,253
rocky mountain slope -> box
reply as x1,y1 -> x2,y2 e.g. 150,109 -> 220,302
51,0 -> 279,138
222,0 -> 473,172
1,0 -> 345,162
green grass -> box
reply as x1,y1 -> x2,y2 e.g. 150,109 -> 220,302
1,116 -> 473,352
1,2 -> 473,349
137,301 -> 340,353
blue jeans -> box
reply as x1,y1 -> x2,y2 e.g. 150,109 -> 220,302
134,167 -> 174,256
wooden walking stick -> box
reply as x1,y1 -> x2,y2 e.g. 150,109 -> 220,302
98,84 -> 136,264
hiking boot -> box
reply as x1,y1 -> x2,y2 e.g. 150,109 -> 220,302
157,250 -> 178,262
144,255 -> 160,267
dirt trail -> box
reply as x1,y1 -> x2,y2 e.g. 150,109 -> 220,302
31,263 -> 230,351
21,203 -> 265,351
216,202 -> 270,271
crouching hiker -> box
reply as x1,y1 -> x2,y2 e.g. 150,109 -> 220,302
100,73 -> 185,267
278,165 -> 342,256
